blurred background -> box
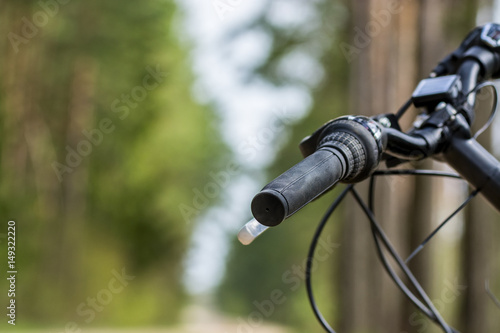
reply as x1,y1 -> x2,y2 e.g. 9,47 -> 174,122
2,0 -> 500,332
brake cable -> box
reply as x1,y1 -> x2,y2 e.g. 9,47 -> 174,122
471,81 -> 499,139
304,169 -> 475,333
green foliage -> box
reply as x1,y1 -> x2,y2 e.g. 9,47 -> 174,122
217,1 -> 351,329
220,198 -> 344,330
0,0 -> 226,328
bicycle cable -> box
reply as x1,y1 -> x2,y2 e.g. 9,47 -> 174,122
304,169 -> 479,333
305,185 -> 352,333
471,81 -> 499,139
395,98 -> 413,120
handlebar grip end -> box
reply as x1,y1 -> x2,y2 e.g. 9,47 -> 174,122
238,219 -> 269,245
251,189 -> 288,227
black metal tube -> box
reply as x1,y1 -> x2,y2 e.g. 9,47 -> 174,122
457,60 -> 481,124
443,135 -> 500,211
384,128 -> 429,160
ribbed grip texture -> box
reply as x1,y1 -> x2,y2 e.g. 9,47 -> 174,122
251,116 -> 382,227
319,131 -> 366,181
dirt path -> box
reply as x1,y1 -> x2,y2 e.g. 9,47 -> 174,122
12,306 -> 292,333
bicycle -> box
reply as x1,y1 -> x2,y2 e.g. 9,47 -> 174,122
238,23 -> 500,333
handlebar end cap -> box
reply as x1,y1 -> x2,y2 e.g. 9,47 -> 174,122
251,189 -> 288,227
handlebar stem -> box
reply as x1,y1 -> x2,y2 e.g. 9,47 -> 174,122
384,128 -> 428,160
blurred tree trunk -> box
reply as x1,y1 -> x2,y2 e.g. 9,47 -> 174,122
460,2 -> 500,332
402,1 -> 450,332
1,0 -> 208,324
340,1 -> 420,331
461,116 -> 496,333
1,2 -> 89,317
340,1 -> 479,332
461,10 -> 500,324
461,1 -> 500,332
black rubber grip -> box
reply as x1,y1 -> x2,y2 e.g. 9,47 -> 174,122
251,148 -> 348,226
319,131 -> 366,182
251,116 -> 384,227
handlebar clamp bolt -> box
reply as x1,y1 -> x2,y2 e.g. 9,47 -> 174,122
378,117 -> 392,128
436,102 -> 448,111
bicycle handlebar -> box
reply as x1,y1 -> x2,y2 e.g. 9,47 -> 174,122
443,127 -> 500,211
239,21 -> 500,333
251,117 -> 385,226
251,148 -> 346,226
247,24 -> 500,228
